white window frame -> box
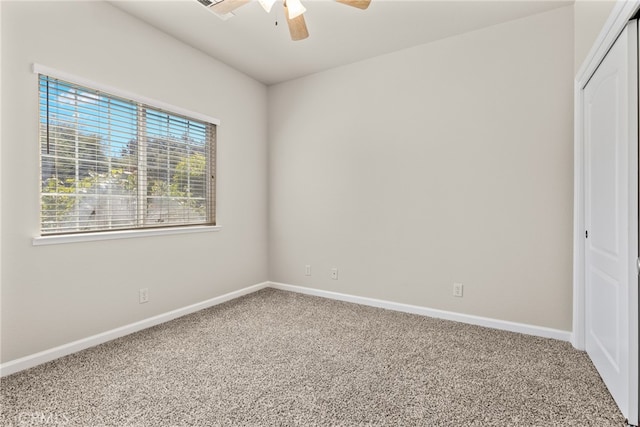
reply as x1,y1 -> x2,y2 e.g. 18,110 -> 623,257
32,64 -> 221,246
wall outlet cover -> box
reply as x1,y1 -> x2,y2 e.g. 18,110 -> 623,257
453,283 -> 463,298
139,288 -> 149,304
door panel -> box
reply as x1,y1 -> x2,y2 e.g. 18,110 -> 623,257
588,74 -> 620,258
584,21 -> 637,421
588,265 -> 620,367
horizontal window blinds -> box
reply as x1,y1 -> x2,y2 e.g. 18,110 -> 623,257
39,75 -> 216,235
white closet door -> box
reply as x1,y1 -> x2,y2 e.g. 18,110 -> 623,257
584,20 -> 638,423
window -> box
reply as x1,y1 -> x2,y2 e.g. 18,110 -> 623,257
38,74 -> 217,235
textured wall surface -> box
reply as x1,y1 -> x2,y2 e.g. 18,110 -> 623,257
1,1 -> 268,362
269,6 -> 575,331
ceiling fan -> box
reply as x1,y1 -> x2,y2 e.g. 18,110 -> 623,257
197,0 -> 371,41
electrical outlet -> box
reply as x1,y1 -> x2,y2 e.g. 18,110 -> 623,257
453,283 -> 463,298
305,265 -> 311,276
330,268 -> 338,280
139,288 -> 149,304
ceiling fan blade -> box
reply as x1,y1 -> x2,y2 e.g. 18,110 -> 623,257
335,0 -> 371,10
210,0 -> 251,15
284,4 -> 309,41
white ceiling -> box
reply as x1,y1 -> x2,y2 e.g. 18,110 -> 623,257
111,0 -> 572,85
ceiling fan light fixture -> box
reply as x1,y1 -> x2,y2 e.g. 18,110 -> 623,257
258,0 -> 277,13
285,0 -> 306,19
196,0 -> 370,41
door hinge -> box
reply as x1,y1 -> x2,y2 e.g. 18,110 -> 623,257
585,230 -> 589,239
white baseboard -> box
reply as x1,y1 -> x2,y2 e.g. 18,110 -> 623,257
1,280 -> 572,378
0,281 -> 270,377
269,282 -> 572,342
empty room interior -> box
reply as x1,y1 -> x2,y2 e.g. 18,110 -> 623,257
1,0 -> 639,425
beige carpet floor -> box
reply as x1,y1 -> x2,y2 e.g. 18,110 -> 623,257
0,288 -> 626,426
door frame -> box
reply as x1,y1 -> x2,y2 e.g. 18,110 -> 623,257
573,1 -> 640,424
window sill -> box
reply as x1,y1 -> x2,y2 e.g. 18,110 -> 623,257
32,225 -> 222,246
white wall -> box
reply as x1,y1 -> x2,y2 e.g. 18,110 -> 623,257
574,0 -> 617,74
269,6 -> 575,331
1,1 -> 268,363
1,0 -> 597,365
